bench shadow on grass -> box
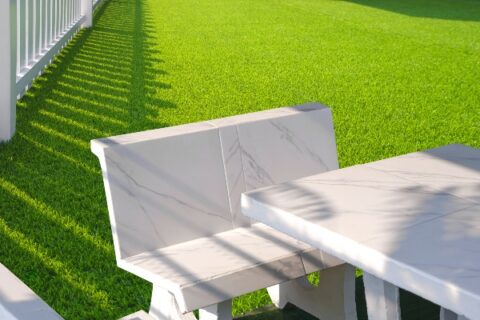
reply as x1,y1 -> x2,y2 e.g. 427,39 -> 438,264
237,274 -> 438,320
0,0 -> 175,318
342,0 -> 480,22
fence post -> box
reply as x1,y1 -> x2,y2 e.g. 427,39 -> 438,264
0,0 -> 17,143
81,0 -> 93,28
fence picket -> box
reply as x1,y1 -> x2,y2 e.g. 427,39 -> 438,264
1,0 -> 106,141
0,0 -> 17,141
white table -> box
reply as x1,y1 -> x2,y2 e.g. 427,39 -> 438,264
242,144 -> 480,320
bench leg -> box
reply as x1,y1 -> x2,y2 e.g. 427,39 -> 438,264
363,272 -> 401,320
267,264 -> 357,320
440,308 -> 469,320
149,285 -> 196,320
199,300 -> 232,320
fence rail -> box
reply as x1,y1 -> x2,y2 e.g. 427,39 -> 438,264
1,0 -> 105,142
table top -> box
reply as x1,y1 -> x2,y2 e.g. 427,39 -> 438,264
242,144 -> 480,319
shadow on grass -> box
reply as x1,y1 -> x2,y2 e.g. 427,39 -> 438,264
343,0 -> 480,22
0,0 -> 174,318
238,277 -> 439,320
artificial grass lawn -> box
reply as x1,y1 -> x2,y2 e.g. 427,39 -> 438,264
0,0 -> 479,318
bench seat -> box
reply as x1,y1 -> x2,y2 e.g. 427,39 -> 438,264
121,223 -> 337,312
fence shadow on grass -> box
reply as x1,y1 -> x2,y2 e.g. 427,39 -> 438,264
343,0 -> 480,22
0,0 -> 174,318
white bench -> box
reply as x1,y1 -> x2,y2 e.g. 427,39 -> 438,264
91,103 -> 357,320
0,263 -> 63,320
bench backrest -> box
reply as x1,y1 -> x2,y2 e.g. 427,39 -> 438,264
91,103 -> 338,261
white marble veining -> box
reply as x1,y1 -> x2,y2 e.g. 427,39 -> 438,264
122,223 -> 311,311
99,128 -> 233,259
91,103 -> 346,316
242,144 -> 480,320
232,106 -> 338,191
91,103 -> 338,260
214,103 -> 339,228
0,263 -> 63,320
367,144 -> 480,205
217,125 -> 251,228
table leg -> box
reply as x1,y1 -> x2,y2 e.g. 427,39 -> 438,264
199,300 -> 233,320
267,263 -> 357,320
440,308 -> 469,320
363,272 -> 401,320
149,285 -> 196,320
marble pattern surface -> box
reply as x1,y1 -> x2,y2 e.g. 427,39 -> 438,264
91,103 -> 343,312
367,144 -> 480,204
242,144 -> 480,320
121,223 -> 313,312
91,103 -> 338,260
99,128 -> 234,259
213,104 -> 339,228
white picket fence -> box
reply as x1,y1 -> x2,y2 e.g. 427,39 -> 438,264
0,0 -> 105,142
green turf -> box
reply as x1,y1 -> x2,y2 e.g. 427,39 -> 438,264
0,0 -> 479,318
